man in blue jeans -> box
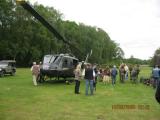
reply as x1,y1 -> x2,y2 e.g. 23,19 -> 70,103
111,65 -> 118,86
84,64 -> 95,95
152,65 -> 160,89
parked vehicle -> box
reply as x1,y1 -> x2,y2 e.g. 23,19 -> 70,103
0,60 -> 16,77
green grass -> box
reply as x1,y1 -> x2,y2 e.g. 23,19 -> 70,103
0,67 -> 160,120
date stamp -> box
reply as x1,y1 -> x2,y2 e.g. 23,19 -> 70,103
112,104 -> 150,110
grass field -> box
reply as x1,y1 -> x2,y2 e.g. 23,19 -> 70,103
0,66 -> 160,120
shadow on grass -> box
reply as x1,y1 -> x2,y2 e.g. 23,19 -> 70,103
39,79 -> 74,85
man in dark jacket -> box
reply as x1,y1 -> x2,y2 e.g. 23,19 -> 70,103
84,64 -> 95,95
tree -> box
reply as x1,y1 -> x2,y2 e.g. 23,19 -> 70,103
151,48 -> 160,66
0,1 -> 124,66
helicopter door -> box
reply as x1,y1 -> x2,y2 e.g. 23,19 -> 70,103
62,59 -> 67,69
62,58 -> 70,69
62,57 -> 74,77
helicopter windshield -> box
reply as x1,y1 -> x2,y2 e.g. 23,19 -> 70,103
43,55 -> 56,64
0,62 -> 8,67
53,56 -> 62,65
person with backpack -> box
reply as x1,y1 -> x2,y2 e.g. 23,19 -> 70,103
111,65 -> 118,86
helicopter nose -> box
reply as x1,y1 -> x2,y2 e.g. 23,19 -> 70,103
43,64 -> 49,70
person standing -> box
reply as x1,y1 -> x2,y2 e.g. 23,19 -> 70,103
111,65 -> 118,86
119,64 -> 125,83
74,64 -> 82,94
31,62 -> 40,86
124,64 -> 129,80
37,61 -> 43,83
129,64 -> 133,80
135,64 -> 140,80
103,67 -> 111,85
84,64 -> 95,95
131,67 -> 137,84
152,65 -> 160,88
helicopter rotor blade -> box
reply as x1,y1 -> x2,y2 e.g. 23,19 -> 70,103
16,0 -> 82,56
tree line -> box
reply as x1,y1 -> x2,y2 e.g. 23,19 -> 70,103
1,0 -> 150,67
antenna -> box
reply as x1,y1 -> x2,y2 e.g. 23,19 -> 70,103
84,49 -> 92,63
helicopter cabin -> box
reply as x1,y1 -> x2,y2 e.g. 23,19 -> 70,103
40,54 -> 79,78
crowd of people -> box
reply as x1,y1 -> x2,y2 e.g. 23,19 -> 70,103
30,61 -> 160,101
73,63 -> 140,96
30,61 -> 160,103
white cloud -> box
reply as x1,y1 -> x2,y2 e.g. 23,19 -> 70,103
30,0 -> 160,60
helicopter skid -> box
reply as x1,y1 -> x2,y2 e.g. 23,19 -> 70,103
41,69 -> 74,78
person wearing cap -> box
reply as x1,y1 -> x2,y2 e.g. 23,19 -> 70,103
31,62 -> 40,86
111,65 -> 118,86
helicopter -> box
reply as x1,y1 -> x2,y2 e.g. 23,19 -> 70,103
40,54 -> 79,81
16,0 -> 82,81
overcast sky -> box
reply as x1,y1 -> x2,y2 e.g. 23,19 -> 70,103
30,0 -> 160,60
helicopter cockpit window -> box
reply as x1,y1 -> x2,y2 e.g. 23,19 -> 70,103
62,57 -> 78,68
43,55 -> 56,64
54,56 -> 62,65
53,56 -> 58,62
